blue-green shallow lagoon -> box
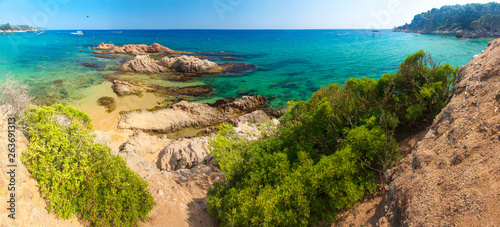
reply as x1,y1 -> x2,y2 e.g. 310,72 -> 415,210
0,29 -> 491,108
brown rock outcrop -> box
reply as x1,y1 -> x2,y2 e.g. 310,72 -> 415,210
120,55 -> 166,74
96,42 -> 115,50
158,55 -> 223,74
117,95 -> 267,134
111,79 -> 212,97
337,38 -> 500,226
112,80 -> 148,96
108,43 -> 191,55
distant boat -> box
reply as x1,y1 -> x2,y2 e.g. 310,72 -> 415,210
71,31 -> 83,35
371,30 -> 380,32
36,31 -> 45,35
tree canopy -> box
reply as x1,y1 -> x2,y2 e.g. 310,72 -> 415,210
394,3 -> 500,33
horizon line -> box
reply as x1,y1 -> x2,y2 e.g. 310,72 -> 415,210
43,28 -> 395,31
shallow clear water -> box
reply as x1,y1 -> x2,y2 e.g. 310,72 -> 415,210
0,29 -> 491,108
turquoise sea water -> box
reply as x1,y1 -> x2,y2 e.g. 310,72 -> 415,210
0,29 -> 492,108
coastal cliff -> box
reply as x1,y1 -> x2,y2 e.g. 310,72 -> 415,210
336,38 -> 500,226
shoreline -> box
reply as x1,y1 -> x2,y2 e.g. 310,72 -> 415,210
392,29 -> 499,39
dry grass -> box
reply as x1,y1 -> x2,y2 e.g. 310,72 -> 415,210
0,75 -> 34,117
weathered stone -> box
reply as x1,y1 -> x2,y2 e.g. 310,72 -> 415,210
120,55 -> 166,74
157,137 -> 211,171
118,95 -> 267,134
158,55 -> 223,74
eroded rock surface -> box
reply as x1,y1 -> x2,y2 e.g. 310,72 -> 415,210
157,137 -> 211,171
108,43 -> 190,55
118,95 -> 267,133
158,55 -> 223,74
120,55 -> 166,74
96,42 -> 115,50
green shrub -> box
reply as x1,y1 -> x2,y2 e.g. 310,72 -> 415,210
20,104 -> 155,226
207,51 -> 457,226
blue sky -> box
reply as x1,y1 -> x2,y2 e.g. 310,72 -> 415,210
0,0 -> 497,29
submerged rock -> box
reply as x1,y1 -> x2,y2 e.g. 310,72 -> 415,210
164,76 -> 195,82
96,96 -> 116,112
221,63 -> 257,74
120,55 -> 166,74
149,84 -> 213,96
118,95 -> 267,133
111,79 -> 212,97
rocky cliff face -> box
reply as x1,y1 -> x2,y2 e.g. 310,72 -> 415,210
336,39 -> 500,226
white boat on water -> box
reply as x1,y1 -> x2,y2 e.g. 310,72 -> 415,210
71,31 -> 83,35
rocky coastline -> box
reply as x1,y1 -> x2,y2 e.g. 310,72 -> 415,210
0,40 -> 280,226
393,27 -> 500,39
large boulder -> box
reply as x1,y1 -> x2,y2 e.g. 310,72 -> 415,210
157,137 -> 211,171
120,55 -> 166,74
118,95 -> 267,134
158,55 -> 223,74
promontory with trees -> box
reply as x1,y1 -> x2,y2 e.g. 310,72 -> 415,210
393,2 -> 500,38
0,23 -> 41,32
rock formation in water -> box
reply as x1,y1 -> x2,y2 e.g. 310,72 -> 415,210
158,55 -> 224,74
107,43 -> 191,55
118,95 -> 267,134
120,55 -> 166,74
111,79 -> 212,97
336,38 -> 500,227
96,42 -> 115,50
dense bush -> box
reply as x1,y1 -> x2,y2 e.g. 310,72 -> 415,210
21,104 -> 155,226
207,51 -> 458,226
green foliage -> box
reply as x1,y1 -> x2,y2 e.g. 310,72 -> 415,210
395,2 -> 500,32
20,104 -> 155,226
0,23 -> 13,30
381,50 -> 458,126
207,51 -> 457,226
